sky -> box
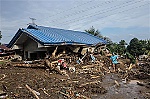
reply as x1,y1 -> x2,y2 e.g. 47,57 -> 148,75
0,0 -> 150,44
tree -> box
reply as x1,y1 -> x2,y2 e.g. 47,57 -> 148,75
106,40 -> 127,55
127,38 -> 143,57
119,40 -> 127,45
140,39 -> 150,55
103,36 -> 113,44
117,40 -> 127,55
106,42 -> 118,54
126,52 -> 136,64
85,26 -> 112,44
85,26 -> 103,38
146,40 -> 150,55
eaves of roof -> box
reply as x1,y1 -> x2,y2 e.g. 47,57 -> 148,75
7,29 -> 23,48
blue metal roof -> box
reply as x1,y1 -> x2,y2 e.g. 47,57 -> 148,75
8,25 -> 106,47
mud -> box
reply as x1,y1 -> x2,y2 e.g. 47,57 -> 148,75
95,73 -> 150,99
0,59 -> 149,99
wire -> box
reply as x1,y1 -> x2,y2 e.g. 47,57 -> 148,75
52,0 -> 145,26
72,3 -> 149,30
53,0 -> 142,26
46,0 -> 133,25
48,0 -> 94,18
48,0 -> 116,23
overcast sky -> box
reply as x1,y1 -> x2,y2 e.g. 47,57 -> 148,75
0,0 -> 150,44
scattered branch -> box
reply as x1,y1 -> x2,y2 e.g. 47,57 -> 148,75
25,84 -> 40,99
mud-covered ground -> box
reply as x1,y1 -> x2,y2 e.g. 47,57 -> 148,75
0,60 -> 149,99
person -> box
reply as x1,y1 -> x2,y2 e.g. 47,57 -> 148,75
58,59 -> 68,70
90,53 -> 96,62
110,53 -> 119,72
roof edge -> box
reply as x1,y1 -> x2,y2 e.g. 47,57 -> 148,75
7,29 -> 22,48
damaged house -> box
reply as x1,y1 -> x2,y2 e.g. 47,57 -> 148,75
0,44 -> 14,57
7,25 -> 106,60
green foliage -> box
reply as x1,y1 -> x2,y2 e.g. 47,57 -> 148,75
85,27 -> 149,57
106,40 -> 127,55
118,40 -> 127,55
119,40 -> 127,45
85,26 -> 112,44
125,52 -> 136,64
106,43 -> 118,54
127,38 -> 148,57
141,39 -> 150,55
85,26 -> 102,37
103,36 -> 113,44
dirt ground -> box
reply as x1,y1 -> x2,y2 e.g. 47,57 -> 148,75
0,59 -> 149,99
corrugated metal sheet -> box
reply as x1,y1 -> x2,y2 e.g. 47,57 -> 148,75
8,25 -> 106,47
25,25 -> 106,45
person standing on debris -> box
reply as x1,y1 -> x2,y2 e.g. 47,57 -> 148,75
90,53 -> 96,62
110,53 -> 119,72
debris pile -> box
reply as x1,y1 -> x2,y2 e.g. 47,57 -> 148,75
135,61 -> 150,80
0,45 -> 149,98
0,52 -> 111,99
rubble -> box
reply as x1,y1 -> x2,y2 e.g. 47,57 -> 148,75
0,45 -> 149,99
0,90 -> 8,99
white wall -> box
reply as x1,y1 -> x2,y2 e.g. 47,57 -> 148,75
12,45 -> 23,49
23,38 -> 47,59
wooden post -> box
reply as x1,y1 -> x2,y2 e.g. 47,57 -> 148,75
52,46 -> 58,58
